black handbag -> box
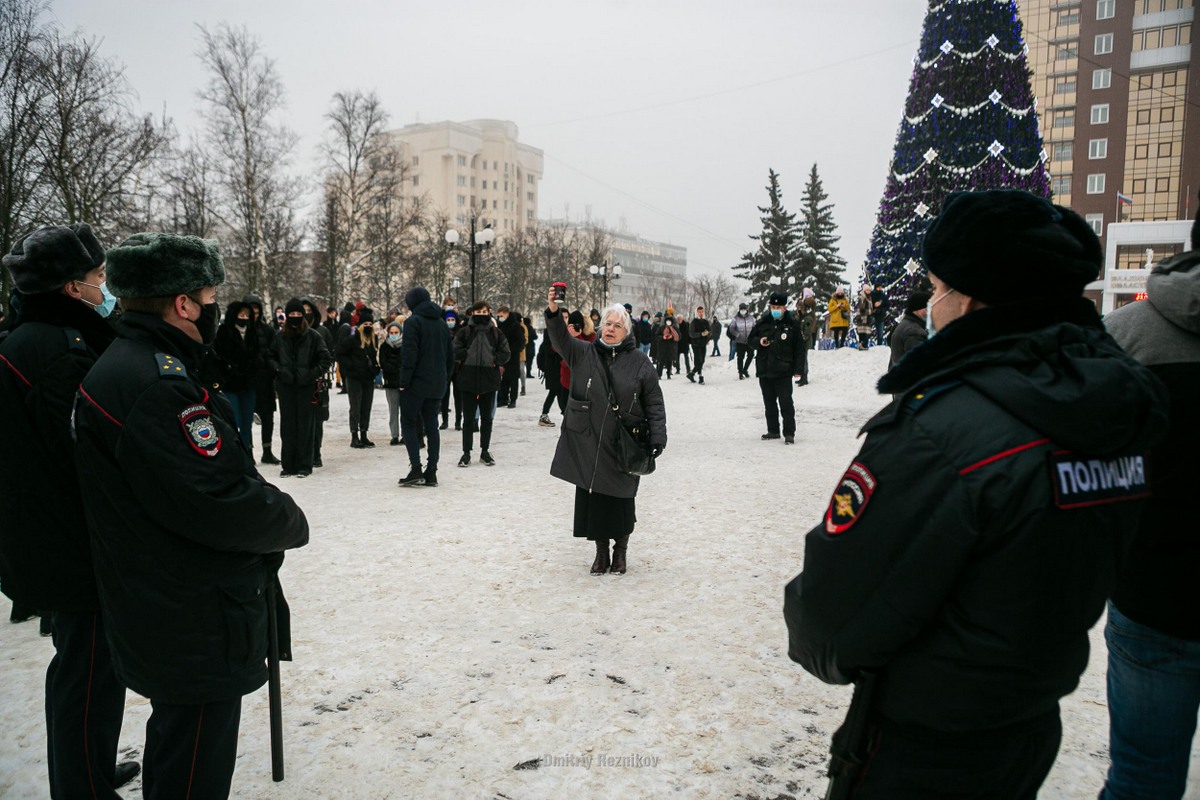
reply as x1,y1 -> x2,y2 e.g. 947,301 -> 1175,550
598,354 -> 656,476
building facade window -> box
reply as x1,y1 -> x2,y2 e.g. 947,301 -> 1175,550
457,195 -> 466,206
412,175 -> 420,187
1097,0 -> 1114,20
1156,176 -> 1171,192
1095,33 -> 1114,55
412,156 -> 420,167
1052,174 -> 1073,195
1158,142 -> 1174,157
457,155 -> 467,167
1052,108 -> 1076,128
1089,138 -> 1108,159
1087,173 -> 1107,194
1091,103 -> 1110,124
1093,68 -> 1112,89
1059,11 -> 1080,24
527,175 -> 534,184
1057,42 -> 1079,59
456,175 -> 466,187
1085,213 -> 1105,236
1135,143 -> 1150,158
1052,142 -> 1074,161
1055,79 -> 1077,94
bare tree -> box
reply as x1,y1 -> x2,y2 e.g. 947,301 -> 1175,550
196,23 -> 298,297
356,148 -> 423,312
688,273 -> 739,319
157,134 -> 219,238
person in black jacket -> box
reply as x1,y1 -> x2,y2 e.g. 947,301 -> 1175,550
687,306 -> 711,383
302,298 -> 333,467
887,289 -> 930,370
784,190 -> 1168,799
242,294 -> 280,464
495,305 -> 524,408
536,321 -> 565,427
634,310 -> 653,355
336,306 -> 381,448
0,224 -> 141,797
454,301 -> 510,466
749,292 -> 804,443
211,300 -> 259,448
74,232 -> 309,800
276,298 -> 332,477
380,318 -> 405,445
869,283 -> 890,345
398,286 -> 455,487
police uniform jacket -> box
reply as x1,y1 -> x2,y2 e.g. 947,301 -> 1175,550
75,312 -> 309,705
749,311 -> 803,378
784,299 -> 1168,733
0,291 -> 114,612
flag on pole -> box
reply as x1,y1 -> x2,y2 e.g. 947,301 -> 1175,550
1117,192 -> 1134,206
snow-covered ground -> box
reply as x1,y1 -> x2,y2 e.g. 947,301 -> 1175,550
2,344 -> 1198,799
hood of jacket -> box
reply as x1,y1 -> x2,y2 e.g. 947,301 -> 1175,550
222,300 -> 253,326
414,299 -> 444,320
878,298 -> 1168,456
1147,250 -> 1200,335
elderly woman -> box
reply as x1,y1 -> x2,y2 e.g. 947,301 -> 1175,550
545,290 -> 667,575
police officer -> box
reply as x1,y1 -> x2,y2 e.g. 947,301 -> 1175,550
74,233 -> 309,800
783,190 -> 1168,799
0,224 -> 140,797
749,292 -> 804,443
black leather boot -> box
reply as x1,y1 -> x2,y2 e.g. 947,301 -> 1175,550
351,432 -> 363,448
610,535 -> 629,574
360,431 -> 375,448
590,539 -> 610,575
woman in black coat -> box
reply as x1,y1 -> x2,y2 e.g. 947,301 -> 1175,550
211,300 -> 260,449
544,293 -> 667,575
379,318 -> 404,445
276,298 -> 332,476
336,306 -> 381,447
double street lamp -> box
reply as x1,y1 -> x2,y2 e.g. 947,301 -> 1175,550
589,260 -> 622,307
444,214 -> 495,305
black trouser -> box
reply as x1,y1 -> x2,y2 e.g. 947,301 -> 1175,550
277,385 -> 317,473
256,382 -> 275,449
759,375 -> 796,436
143,697 -> 242,800
542,384 -> 566,415
346,377 -> 374,435
401,392 -> 441,468
498,361 -> 520,405
736,344 -> 754,376
677,346 -> 690,374
832,327 -> 848,348
853,711 -> 1061,799
690,344 -> 707,376
313,390 -> 328,460
461,390 -> 496,453
46,611 -> 127,800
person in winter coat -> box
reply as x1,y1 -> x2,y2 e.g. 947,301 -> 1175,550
242,294 -> 281,463
75,233 -> 309,800
870,283 -> 891,345
750,292 -> 805,443
397,286 -> 455,487
380,319 -> 405,445
710,316 -> 722,356
688,306 -> 711,383
441,309 -> 464,431
0,224 -> 142,797
827,288 -> 851,348
454,301 -> 511,467
728,302 -> 756,377
634,310 -> 653,355
545,292 -> 667,576
1099,226 -> 1200,800
524,315 -> 538,377
784,190 -> 1168,799
212,300 -> 260,448
800,288 -> 819,350
302,298 -> 333,467
888,289 -> 931,370
656,314 -> 680,379
853,285 -> 875,350
675,311 -> 691,375
275,299 -> 332,477
337,306 -> 381,448
496,306 -> 525,408
536,316 -> 566,426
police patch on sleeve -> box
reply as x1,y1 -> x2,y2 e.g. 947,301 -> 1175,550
179,404 -> 222,457
825,462 -> 877,535
1050,450 -> 1149,509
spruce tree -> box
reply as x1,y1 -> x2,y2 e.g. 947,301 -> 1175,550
862,0 -> 1049,316
794,163 -> 847,299
733,168 -> 800,315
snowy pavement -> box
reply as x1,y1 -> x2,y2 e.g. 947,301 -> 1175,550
2,345 -> 1198,798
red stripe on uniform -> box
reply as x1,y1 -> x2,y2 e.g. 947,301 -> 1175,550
0,353 -> 32,388
186,705 -> 205,800
78,386 -> 123,428
959,438 -> 1050,475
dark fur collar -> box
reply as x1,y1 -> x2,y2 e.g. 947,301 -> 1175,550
15,290 -> 117,355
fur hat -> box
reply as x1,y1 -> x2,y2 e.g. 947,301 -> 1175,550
106,233 -> 224,298
922,190 -> 1101,304
768,292 -> 787,306
3,224 -> 106,294
358,306 -> 374,324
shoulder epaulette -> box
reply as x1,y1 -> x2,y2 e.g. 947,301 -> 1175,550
155,352 -> 188,379
903,379 -> 962,414
64,327 -> 87,351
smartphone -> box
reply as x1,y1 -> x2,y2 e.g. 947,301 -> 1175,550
552,282 -> 567,303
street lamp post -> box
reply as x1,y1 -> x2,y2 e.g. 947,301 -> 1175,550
444,214 -> 495,305
589,260 -> 622,307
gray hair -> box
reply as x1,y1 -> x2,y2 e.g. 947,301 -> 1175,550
601,303 -> 632,337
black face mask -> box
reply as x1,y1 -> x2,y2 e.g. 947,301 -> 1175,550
191,300 -> 220,345
472,314 -> 490,325
234,319 -> 249,330
287,316 -> 304,329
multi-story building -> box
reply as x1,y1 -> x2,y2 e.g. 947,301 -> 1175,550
1020,0 -> 1198,307
385,119 -> 544,235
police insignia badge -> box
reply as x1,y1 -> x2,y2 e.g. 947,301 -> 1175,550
179,404 -> 221,457
825,462 -> 876,534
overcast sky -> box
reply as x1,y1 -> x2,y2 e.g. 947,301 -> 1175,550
50,0 -> 930,285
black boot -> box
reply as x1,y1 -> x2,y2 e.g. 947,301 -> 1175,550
260,447 -> 280,465
360,431 -> 375,448
610,535 -> 629,574
399,464 -> 424,486
440,412 -> 449,430
351,432 -> 363,449
590,539 -> 610,575
422,465 -> 438,487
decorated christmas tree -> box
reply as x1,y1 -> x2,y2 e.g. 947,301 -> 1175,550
862,0 -> 1050,320
733,168 -> 801,314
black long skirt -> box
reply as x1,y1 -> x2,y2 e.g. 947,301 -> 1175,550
573,487 -> 636,541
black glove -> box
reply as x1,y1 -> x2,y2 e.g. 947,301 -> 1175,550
650,444 -> 664,459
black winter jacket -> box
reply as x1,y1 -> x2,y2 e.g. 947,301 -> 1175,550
379,339 -> 403,389
277,325 -> 333,389
497,314 -> 524,367
75,312 -> 309,704
749,311 -> 804,377
211,302 -> 259,393
0,292 -> 115,612
400,300 -> 455,399
454,317 -> 510,394
785,299 -> 1168,733
336,325 -> 380,382
887,311 -> 926,369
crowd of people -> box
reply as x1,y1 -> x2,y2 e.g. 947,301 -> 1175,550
0,185 -> 1196,799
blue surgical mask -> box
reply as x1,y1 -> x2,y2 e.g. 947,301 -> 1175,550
78,281 -> 116,318
926,288 -> 955,339
387,333 -> 401,345
770,309 -> 783,320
